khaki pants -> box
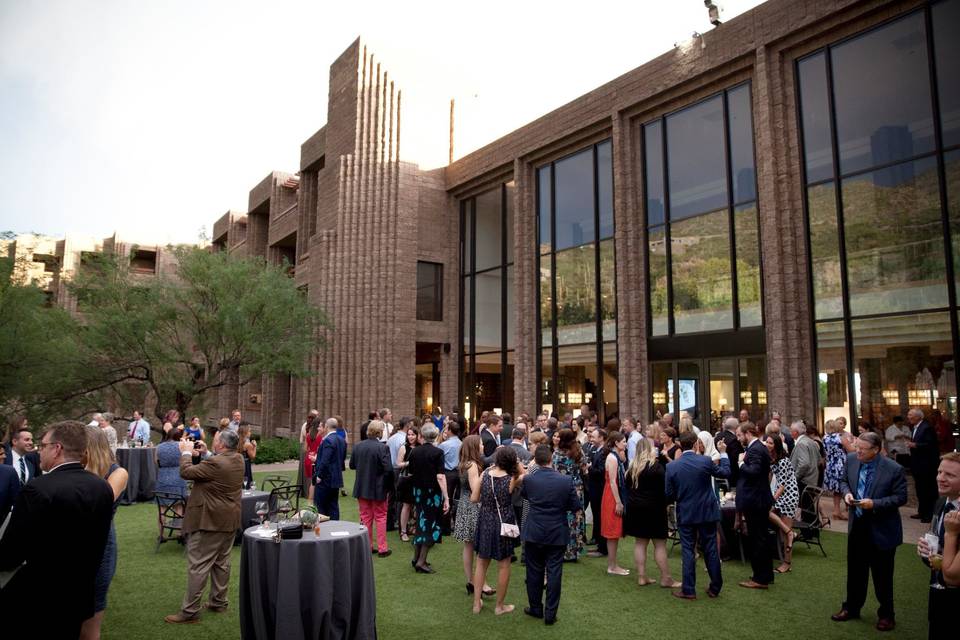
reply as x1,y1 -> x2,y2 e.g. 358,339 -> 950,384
181,529 -> 234,616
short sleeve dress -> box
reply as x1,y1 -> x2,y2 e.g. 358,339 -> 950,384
552,451 -> 586,560
474,470 -> 517,561
823,432 -> 847,493
771,457 -> 800,516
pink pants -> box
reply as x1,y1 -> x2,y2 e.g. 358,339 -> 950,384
358,498 -> 389,552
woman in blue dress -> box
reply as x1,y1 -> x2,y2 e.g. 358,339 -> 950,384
552,428 -> 586,561
81,425 -> 129,640
822,419 -> 854,521
155,427 -> 188,502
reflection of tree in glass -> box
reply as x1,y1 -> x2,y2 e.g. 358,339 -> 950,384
671,210 -> 733,315
555,246 -> 596,327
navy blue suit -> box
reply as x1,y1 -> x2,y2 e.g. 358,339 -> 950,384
910,419 -> 940,520
665,451 -> 730,596
313,433 -> 346,519
521,467 -> 581,621
838,452 -> 907,621
2,444 -> 40,483
0,464 -> 20,522
736,438 -> 775,585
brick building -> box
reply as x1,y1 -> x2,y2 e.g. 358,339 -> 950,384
212,0 -> 960,440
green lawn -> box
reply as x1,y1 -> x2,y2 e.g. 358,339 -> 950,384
104,468 -> 933,639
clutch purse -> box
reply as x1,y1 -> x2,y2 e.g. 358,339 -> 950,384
278,522 -> 303,539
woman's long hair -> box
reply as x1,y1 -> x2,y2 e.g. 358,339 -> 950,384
307,415 -> 320,440
557,427 -> 582,463
84,424 -> 115,478
601,430 -> 625,458
458,434 -> 484,475
626,436 -> 657,487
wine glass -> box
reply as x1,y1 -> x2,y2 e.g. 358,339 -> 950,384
255,501 -> 269,528
278,499 -> 293,523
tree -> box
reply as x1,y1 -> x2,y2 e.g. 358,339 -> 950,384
67,246 -> 326,424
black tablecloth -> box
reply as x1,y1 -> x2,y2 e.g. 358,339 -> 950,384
240,520 -> 377,640
116,447 -> 157,505
237,490 -> 270,545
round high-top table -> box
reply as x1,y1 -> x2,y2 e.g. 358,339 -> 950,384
240,520 -> 376,640
116,446 -> 157,505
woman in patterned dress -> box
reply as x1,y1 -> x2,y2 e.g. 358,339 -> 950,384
453,435 -> 494,596
764,433 -> 798,574
552,428 -> 587,561
471,447 -> 523,616
406,424 -> 449,573
823,419 -> 855,521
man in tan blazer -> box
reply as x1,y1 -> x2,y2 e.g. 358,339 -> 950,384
165,429 -> 245,624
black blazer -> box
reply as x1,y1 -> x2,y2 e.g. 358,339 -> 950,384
715,430 -> 743,486
911,420 -> 940,471
736,438 -> 773,513
0,462 -> 114,635
0,464 -> 19,521
521,467 -> 581,547
480,428 -> 498,458
839,453 -> 907,550
1,443 -> 40,482
350,438 -> 394,501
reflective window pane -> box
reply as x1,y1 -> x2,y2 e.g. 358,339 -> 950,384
474,269 -> 502,353
555,245 -> 597,345
667,96 -> 728,219
505,182 -> 515,264
600,240 -> 617,341
474,187 -> 502,272
505,265 -> 515,350
831,12 -> 934,175
463,201 -> 473,274
538,167 -> 551,254
671,210 -> 734,333
504,351 -> 515,416
540,257 -> 553,347
416,261 -> 442,321
648,225 -> 668,336
554,148 -> 595,250
677,361 -> 702,424
948,150 -> 960,292
851,312 -> 956,430
651,362 -> 672,419
738,357 -> 767,423
842,157 -> 948,315
797,52 -> 834,184
602,342 -> 618,422
541,348 -> 554,415
933,0 -> 960,148
708,359 -> 735,433
462,276 -> 472,350
734,203 -> 761,327
597,141 -> 614,239
644,121 -> 666,226
474,351 -> 503,416
808,182 -> 844,319
816,321 -> 849,429
728,84 -> 757,204
557,344 -> 599,417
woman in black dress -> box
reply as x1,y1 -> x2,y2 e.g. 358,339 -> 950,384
405,424 -> 449,573
471,446 -> 523,616
658,427 -> 681,465
395,425 -> 420,541
624,437 -> 680,588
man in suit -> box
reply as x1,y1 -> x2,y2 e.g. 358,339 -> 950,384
521,444 -> 581,625
790,420 -> 822,528
480,414 -> 503,459
715,417 -> 743,486
509,425 -> 532,465
2,423 -> 40,485
165,429 -> 245,623
908,408 -> 940,522
735,421 -> 775,589
0,421 -> 114,637
665,431 -> 731,599
313,417 -> 346,519
350,421 -> 394,556
0,447 -> 21,524
831,431 -> 907,632
586,427 -> 609,557
917,451 -> 960,638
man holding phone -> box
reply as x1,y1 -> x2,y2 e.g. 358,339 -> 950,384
831,432 -> 907,632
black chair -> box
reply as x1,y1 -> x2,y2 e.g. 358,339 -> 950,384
261,474 -> 293,493
792,485 -> 828,557
666,504 -> 680,555
155,491 -> 186,552
268,484 -> 301,519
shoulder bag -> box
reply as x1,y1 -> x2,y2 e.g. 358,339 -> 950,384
490,472 -> 520,538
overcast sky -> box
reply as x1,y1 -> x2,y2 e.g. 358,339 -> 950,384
0,0 -> 763,244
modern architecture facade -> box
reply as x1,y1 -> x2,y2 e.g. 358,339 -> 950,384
210,0 -> 960,440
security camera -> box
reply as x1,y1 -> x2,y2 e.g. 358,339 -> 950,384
704,1 -> 722,26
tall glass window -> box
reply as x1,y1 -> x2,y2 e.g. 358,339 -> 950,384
461,181 -> 516,422
799,3 -> 960,430
537,140 -> 617,421
643,82 -> 761,336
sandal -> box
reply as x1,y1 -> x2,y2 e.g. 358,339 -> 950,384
774,562 -> 792,574
637,577 -> 656,586
785,530 -> 795,553
400,533 -> 410,542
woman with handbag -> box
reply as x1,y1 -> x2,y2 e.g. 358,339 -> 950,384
471,446 -> 524,616
453,435 -> 496,597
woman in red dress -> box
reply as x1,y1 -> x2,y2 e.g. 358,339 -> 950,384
601,431 -> 630,575
303,416 -> 322,502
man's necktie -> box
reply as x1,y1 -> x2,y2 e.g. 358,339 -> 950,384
18,456 -> 26,484
855,463 -> 872,517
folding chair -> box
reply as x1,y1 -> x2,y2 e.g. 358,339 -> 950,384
155,491 -> 186,552
792,485 -> 827,557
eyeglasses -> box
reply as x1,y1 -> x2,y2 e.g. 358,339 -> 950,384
37,440 -> 61,451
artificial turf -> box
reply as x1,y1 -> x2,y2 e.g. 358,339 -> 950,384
103,468 -> 933,639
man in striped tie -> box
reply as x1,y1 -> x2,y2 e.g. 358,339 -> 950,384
917,452 -> 960,638
3,423 -> 39,485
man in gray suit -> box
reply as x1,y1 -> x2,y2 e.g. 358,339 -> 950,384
790,420 -> 822,528
509,424 -> 532,465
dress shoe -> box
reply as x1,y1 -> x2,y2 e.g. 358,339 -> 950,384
671,590 -> 697,600
830,609 -> 859,622
378,550 -> 392,558
523,607 -> 543,619
738,580 -> 768,590
164,613 -> 200,624
544,617 -> 557,625
706,589 -> 720,598
203,603 -> 227,613
876,618 -> 895,632
371,548 -> 379,554
414,564 -> 436,574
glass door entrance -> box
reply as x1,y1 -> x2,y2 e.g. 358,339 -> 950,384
650,356 -> 767,433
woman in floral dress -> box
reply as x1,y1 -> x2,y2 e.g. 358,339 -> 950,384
822,419 -> 854,521
552,428 -> 587,561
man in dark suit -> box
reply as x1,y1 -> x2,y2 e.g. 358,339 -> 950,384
165,428 -> 245,623
480,414 -> 503,459
586,427 -> 608,556
521,445 -> 581,625
831,432 -> 907,632
0,449 -> 21,523
0,421 -> 114,637
2,423 -> 40,485
917,451 -> 960,638
350,420 -> 394,556
908,408 -> 940,522
735,421 -> 775,589
665,431 -> 731,599
314,417 -> 346,519
715,417 -> 743,487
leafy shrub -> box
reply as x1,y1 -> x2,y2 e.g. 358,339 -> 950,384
253,436 -> 301,464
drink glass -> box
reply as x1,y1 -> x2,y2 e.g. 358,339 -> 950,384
255,501 -> 269,528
